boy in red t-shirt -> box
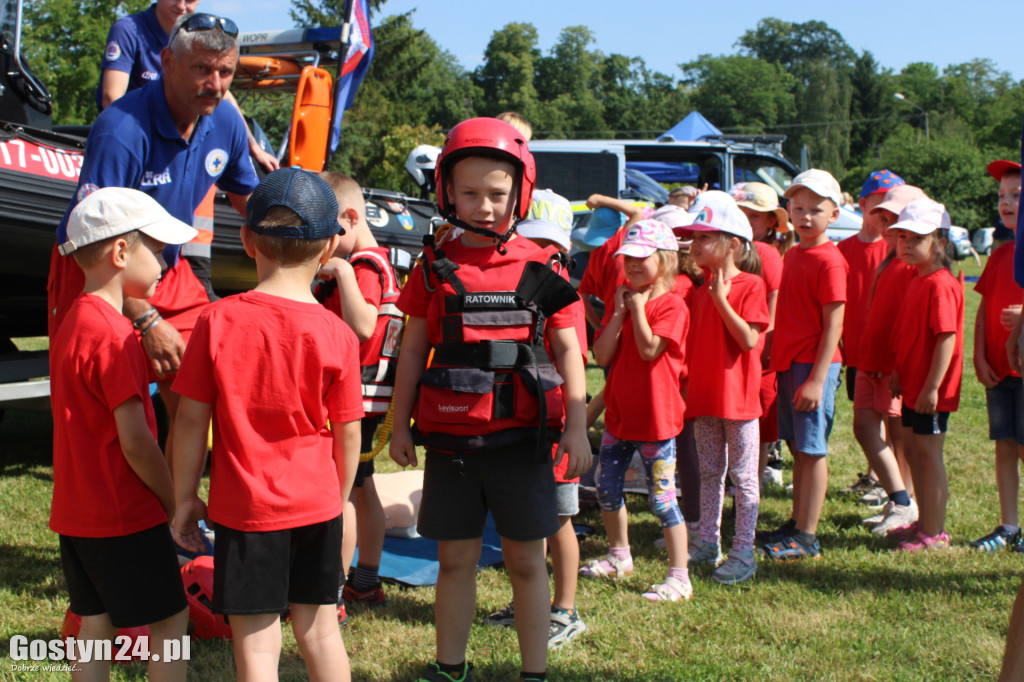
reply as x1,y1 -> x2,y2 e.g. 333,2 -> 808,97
972,160 -> 1024,553
389,118 -> 591,682
172,168 -> 364,682
51,187 -> 198,682
316,171 -> 403,609
838,170 -> 905,498
762,169 -> 847,561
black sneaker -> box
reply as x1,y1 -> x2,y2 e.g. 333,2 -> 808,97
419,662 -> 474,682
971,525 -> 1023,552
755,519 -> 796,543
482,600 -> 515,627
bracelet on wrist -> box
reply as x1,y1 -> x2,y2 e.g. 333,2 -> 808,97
139,316 -> 162,337
132,308 -> 159,330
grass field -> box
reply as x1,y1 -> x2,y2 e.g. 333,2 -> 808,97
2,257 -> 1022,681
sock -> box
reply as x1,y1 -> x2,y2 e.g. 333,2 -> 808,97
551,604 -> 575,616
1001,524 -> 1022,534
792,529 -> 816,546
520,672 -> 547,681
668,566 -> 689,584
890,490 -> 911,507
438,661 -> 467,680
350,563 -> 380,592
609,546 -> 632,563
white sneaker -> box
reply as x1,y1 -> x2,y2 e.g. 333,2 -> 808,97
761,466 -> 783,489
862,501 -> 893,528
859,485 -> 888,508
871,500 -> 918,536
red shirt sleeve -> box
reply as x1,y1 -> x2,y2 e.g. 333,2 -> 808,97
173,312 -> 216,404
352,260 -> 385,308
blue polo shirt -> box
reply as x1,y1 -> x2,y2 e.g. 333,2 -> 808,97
60,79 -> 259,267
95,4 -> 167,110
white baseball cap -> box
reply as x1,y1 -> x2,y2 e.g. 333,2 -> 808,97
650,204 -> 696,233
784,169 -> 843,207
517,188 -> 573,251
60,187 -> 198,256
686,190 -> 753,241
890,198 -> 951,235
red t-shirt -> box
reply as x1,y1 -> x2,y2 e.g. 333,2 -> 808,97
49,294 -> 167,538
770,240 -> 848,373
858,257 -> 916,374
173,291 -> 364,532
891,269 -> 964,412
755,241 -> 782,295
975,243 -> 1023,380
322,247 -> 387,361
838,236 -> 888,369
604,292 -> 688,441
398,236 -> 577,340
686,272 -> 769,420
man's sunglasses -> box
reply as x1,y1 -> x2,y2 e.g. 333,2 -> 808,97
169,14 -> 239,44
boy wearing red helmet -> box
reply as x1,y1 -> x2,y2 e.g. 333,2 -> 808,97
389,118 -> 592,682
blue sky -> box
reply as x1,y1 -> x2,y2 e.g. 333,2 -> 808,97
204,0 -> 1024,81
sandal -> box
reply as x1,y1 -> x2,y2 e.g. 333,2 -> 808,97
578,554 -> 633,579
642,576 -> 693,602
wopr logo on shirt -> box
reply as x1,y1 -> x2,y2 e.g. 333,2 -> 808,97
205,149 -> 228,177
141,170 -> 172,187
142,71 -> 159,80
104,42 -> 121,62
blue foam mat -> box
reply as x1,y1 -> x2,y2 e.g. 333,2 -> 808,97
364,518 -> 592,587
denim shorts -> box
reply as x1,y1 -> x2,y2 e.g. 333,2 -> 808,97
776,362 -> 842,456
985,376 -> 1024,444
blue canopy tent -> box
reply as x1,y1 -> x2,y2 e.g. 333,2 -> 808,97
626,112 -> 724,184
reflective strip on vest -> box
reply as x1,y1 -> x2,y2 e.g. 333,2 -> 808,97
183,186 -> 216,258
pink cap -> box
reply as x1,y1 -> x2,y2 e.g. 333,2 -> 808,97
871,185 -> 928,217
614,219 -> 679,258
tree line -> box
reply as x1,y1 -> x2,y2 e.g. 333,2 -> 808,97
18,0 -> 1023,228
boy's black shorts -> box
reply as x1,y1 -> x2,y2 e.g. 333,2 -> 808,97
212,515 -> 342,615
900,406 -> 950,435
418,444 -> 558,543
59,524 -> 186,629
354,414 -> 385,488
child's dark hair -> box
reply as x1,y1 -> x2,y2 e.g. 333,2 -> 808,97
677,244 -> 704,288
251,206 -> 330,264
754,210 -> 794,256
71,230 -> 141,268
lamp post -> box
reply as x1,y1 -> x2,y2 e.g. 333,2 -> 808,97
894,92 -> 929,140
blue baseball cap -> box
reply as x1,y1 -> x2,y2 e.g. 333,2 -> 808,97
246,167 -> 342,239
860,169 -> 905,199
578,206 -> 624,247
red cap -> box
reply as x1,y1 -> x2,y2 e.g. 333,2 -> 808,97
987,159 -> 1022,182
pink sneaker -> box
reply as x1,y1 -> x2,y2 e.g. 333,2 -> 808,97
886,520 -> 921,542
896,530 -> 951,553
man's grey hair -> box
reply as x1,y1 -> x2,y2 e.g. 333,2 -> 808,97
169,13 -> 238,55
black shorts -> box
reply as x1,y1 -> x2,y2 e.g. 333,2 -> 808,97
355,415 -> 385,487
212,515 -> 342,615
845,366 -> 857,402
418,445 -> 558,542
59,524 -> 186,629
901,406 -> 950,435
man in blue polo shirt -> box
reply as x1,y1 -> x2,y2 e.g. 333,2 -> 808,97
49,12 -> 259,442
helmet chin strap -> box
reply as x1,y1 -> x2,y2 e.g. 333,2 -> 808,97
448,216 -> 518,255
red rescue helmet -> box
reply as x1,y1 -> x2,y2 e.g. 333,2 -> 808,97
434,117 -> 536,222
181,556 -> 232,640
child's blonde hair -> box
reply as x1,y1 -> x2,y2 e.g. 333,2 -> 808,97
654,249 -> 678,293
495,111 -> 533,141
71,230 -> 141,268
250,206 -> 330,264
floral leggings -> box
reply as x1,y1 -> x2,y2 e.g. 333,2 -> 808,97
596,433 -> 684,528
694,417 -> 760,552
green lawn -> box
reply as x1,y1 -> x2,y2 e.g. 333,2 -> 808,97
1,257 -> 1020,681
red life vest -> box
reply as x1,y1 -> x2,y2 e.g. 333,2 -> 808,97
413,240 -> 579,455
350,248 -> 405,416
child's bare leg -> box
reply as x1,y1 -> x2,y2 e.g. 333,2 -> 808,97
793,451 -> 828,535
601,507 -> 629,549
585,389 -> 605,430
72,614 -> 117,682
146,607 -> 189,682
548,516 -> 578,611
758,442 -> 770,480
854,408 -> 905,493
290,603 -> 350,682
354,477 -> 386,570
890,415 -> 913,496
230,613 -> 282,682
912,433 -> 948,536
790,443 -> 804,523
995,439 -> 1022,526
662,522 -> 688,568
503,538 -> 550,674
435,538 -> 482,666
